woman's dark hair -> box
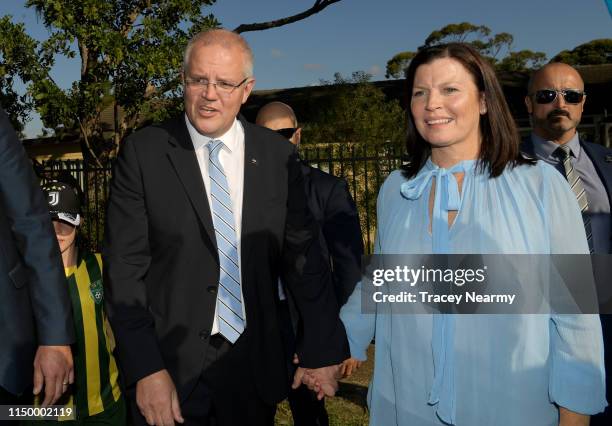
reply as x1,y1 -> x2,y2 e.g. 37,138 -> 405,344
403,43 -> 533,179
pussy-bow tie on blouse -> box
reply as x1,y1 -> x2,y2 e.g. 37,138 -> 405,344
400,158 -> 477,426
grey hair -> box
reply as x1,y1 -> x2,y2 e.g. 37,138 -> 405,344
183,29 -> 254,78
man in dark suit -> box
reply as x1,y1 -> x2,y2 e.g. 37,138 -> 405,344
104,29 -> 348,426
0,106 -> 74,414
256,102 -> 364,306
256,102 -> 364,426
522,62 -> 612,424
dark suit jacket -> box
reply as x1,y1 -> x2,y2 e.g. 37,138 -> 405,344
521,135 -> 612,250
103,115 -> 349,404
300,163 -> 363,306
0,107 -> 73,396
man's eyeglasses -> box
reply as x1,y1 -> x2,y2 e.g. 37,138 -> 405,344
532,89 -> 585,105
184,76 -> 249,94
275,128 -> 298,139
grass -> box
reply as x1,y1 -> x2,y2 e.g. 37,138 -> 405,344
275,345 -> 374,426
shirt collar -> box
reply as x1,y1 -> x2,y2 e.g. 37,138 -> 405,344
531,131 -> 581,161
184,114 -> 239,153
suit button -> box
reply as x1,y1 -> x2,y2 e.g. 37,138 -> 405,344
199,330 -> 209,340
207,286 -> 217,295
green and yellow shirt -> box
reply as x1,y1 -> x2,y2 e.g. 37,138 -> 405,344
62,252 -> 121,419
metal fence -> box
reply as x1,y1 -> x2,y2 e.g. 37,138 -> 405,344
34,143 -> 405,253
31,112 -> 611,253
300,143 -> 407,252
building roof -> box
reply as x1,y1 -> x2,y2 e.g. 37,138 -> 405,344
576,64 -> 612,84
22,64 -> 612,152
243,65 -> 612,122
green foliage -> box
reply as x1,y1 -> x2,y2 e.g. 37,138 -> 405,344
385,51 -> 416,79
385,22 -> 495,79
1,0 -> 219,160
0,16 -> 47,132
301,72 -> 407,250
303,72 -> 406,146
385,22 -> 547,78
497,49 -> 547,72
551,39 -> 612,65
3,0 -> 341,159
423,22 -> 491,47
483,32 -> 513,58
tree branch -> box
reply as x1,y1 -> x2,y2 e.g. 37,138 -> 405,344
233,0 -> 343,34
77,118 -> 103,168
78,41 -> 88,77
121,1 -> 149,37
143,75 -> 181,100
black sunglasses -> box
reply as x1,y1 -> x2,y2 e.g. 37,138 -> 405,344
275,128 -> 298,139
532,89 -> 585,105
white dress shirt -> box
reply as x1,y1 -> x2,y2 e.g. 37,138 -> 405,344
185,114 -> 246,334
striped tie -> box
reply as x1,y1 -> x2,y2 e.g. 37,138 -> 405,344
207,139 -> 245,343
555,144 -> 594,253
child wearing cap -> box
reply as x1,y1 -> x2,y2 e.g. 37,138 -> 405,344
29,180 -> 125,425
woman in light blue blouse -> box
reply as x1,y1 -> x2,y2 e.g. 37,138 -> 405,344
339,44 -> 606,426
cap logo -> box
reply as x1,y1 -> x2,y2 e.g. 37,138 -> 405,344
48,192 -> 59,206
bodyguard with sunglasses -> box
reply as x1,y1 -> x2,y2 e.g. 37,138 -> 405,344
256,102 -> 364,426
523,62 -> 611,254
522,62 -> 612,425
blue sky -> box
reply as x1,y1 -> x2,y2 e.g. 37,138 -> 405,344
2,0 -> 611,137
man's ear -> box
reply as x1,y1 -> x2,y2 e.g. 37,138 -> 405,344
242,78 -> 255,104
524,95 -> 533,114
292,128 -> 302,146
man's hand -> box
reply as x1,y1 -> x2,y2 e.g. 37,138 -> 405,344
33,345 -> 73,406
136,370 -> 184,426
292,364 -> 341,400
339,357 -> 363,378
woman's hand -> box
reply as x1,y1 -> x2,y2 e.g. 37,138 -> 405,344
558,407 -> 589,426
339,357 -> 363,378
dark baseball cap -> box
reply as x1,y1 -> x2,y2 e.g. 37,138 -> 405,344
41,181 -> 81,226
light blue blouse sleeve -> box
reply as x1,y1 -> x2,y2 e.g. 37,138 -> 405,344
340,171 -> 402,361
339,280 -> 374,361
540,163 -> 607,414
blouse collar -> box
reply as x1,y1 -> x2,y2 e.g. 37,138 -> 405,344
401,158 -> 477,211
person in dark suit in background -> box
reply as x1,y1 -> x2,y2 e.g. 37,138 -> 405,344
104,29 -> 348,426
256,102 -> 364,306
0,106 -> 74,417
522,62 -> 612,425
256,102 -> 364,426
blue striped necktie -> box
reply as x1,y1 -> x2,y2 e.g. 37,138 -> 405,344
554,144 -> 594,253
207,139 -> 245,343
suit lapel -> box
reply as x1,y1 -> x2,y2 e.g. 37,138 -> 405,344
240,119 -> 261,265
164,117 -> 217,250
581,139 -> 612,208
